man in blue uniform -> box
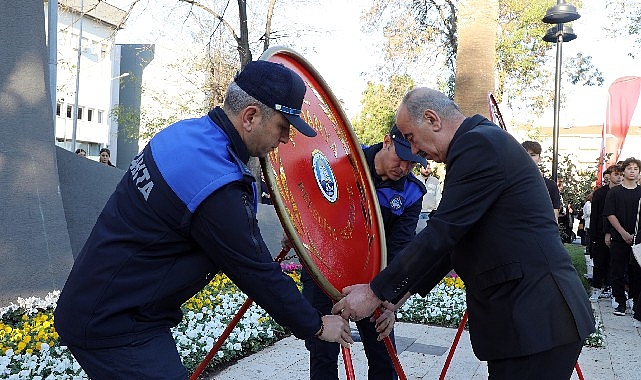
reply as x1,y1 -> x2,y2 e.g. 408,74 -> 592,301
302,125 -> 427,380
334,87 -> 595,379
54,61 -> 352,380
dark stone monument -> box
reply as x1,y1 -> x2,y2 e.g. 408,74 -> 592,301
56,147 -> 124,258
1,1 -> 74,305
0,2 -> 123,306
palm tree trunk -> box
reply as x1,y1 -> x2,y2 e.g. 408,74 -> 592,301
453,0 -> 499,118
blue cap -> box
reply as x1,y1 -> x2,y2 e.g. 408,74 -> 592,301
390,125 -> 427,167
234,60 -> 317,137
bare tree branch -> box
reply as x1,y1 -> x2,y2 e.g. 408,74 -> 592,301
178,0 -> 241,44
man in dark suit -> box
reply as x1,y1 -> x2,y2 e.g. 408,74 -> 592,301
333,87 -> 595,379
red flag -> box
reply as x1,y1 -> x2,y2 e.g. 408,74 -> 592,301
598,76 -> 641,186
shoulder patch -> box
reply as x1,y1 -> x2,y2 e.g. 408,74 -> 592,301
389,193 -> 405,211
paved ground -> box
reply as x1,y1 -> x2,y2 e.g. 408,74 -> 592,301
204,294 -> 640,379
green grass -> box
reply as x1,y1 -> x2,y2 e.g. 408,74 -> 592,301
565,243 -> 590,295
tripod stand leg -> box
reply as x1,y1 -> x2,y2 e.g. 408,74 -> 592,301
190,249 -> 290,380
439,309 -> 468,380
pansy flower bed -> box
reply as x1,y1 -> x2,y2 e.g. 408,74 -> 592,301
397,274 -> 467,328
0,266 -> 601,379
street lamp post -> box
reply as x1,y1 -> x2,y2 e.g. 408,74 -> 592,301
71,0 -> 84,152
542,0 -> 580,183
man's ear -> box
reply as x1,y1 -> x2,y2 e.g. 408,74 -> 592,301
424,109 -> 441,131
383,134 -> 393,149
240,105 -> 260,132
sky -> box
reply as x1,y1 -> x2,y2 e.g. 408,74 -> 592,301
541,1 -> 641,128
108,0 -> 380,118
107,0 -> 640,127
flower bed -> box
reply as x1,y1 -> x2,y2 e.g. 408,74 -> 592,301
397,274 -> 467,328
0,267 -> 602,379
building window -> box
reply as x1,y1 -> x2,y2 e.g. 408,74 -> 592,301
66,105 -> 73,118
77,107 -> 84,120
97,110 -> 104,123
87,108 -> 94,122
56,102 -> 61,116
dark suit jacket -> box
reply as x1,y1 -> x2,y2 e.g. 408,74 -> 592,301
371,115 -> 595,361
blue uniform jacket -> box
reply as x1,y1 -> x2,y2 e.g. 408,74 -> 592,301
55,107 -> 322,349
363,143 -> 426,263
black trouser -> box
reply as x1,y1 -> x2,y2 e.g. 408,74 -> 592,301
487,339 -> 583,380
591,238 -> 610,289
609,240 -> 641,309
584,228 -> 591,256
632,259 -> 641,320
626,253 -> 641,319
67,331 -> 188,380
302,270 -> 397,380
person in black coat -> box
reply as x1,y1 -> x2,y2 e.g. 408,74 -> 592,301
589,165 -> 623,300
333,87 -> 595,380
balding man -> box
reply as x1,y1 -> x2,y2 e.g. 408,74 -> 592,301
334,87 -> 595,379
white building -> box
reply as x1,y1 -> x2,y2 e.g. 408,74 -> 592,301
45,0 -> 127,159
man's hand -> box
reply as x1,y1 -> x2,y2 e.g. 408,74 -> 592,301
370,291 -> 412,340
605,233 -> 611,247
622,230 -> 634,245
331,284 -> 382,321
317,315 -> 354,348
372,306 -> 395,341
280,233 -> 294,252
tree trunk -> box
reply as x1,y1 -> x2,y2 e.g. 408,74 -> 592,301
237,0 -> 252,69
453,0 -> 498,118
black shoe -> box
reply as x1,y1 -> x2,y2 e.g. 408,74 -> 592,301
614,305 -> 626,316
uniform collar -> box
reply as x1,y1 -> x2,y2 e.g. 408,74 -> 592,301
208,107 -> 250,164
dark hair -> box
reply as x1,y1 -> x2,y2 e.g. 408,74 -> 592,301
606,164 -> 622,174
75,148 -> 86,154
99,148 -> 115,167
521,141 -> 542,155
621,157 -> 641,171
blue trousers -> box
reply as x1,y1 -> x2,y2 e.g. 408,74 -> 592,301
302,271 -> 398,380
67,331 -> 188,380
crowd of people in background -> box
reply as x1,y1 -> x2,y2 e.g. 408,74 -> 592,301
580,158 -> 641,329
515,139 -> 640,328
